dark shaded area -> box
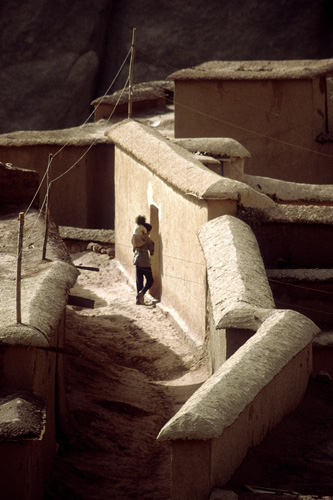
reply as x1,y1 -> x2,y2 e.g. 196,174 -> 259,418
227,377 -> 333,497
0,0 -> 333,133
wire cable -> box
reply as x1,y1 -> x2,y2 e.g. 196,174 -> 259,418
24,48 -> 132,220
137,78 -> 333,160
49,75 -> 130,187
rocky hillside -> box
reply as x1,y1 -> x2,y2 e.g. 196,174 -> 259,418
1,0 -> 332,133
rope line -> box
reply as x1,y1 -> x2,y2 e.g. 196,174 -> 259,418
118,242 -> 333,299
138,79 -> 333,160
173,99 -> 333,158
22,43 -> 333,223
50,76 -> 130,186
9,34 -> 333,326
136,48 -> 322,128
22,75 -> 130,249
274,300 -> 333,316
24,48 -> 132,221
269,277 -> 333,296
121,258 -> 333,316
50,47 -> 131,162
135,48 -> 333,156
117,241 -> 206,267
120,260 -> 205,287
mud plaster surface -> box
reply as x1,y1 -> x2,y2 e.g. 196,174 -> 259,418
45,250 -> 333,500
45,250 -> 209,500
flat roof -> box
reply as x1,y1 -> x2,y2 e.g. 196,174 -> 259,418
106,118 -> 273,208
168,59 -> 333,81
172,137 -> 250,158
91,80 -> 173,106
0,209 -> 78,346
0,121 -> 114,147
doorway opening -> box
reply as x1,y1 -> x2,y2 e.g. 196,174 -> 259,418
149,205 -> 161,300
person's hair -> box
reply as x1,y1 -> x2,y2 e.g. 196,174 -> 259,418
135,215 -> 146,225
143,222 -> 152,232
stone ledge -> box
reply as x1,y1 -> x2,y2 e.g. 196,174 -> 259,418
59,226 -> 115,244
266,268 -> 333,282
198,215 -> 275,330
157,309 -> 318,441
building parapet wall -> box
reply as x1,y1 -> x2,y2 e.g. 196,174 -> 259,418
0,121 -> 113,147
0,260 -> 78,346
157,214 -> 320,500
244,174 -> 333,205
0,209 -> 79,500
157,308 -> 317,442
168,59 -> 333,81
106,119 -> 274,209
239,202 -> 333,225
197,215 -> 275,330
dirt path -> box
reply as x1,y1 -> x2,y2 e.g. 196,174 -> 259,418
45,250 -> 208,500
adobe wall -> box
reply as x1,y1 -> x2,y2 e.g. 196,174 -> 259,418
0,321 -> 62,500
0,143 -> 114,229
158,309 -> 318,500
114,147 -> 236,344
109,119 -> 274,346
167,340 -> 313,500
174,79 -> 333,184
0,210 -> 79,500
157,215 -> 319,500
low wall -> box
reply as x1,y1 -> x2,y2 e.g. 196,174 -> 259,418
159,310 -> 315,500
0,211 -> 79,500
0,162 -> 39,208
0,319 -> 63,500
157,215 -> 320,500
0,123 -> 115,228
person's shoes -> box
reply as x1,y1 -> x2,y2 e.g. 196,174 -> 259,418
136,298 -> 141,305
138,291 -> 145,305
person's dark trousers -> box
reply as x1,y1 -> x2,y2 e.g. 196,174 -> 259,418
136,266 -> 154,297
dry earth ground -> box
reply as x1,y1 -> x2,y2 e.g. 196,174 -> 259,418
44,249 -> 333,500
45,250 -> 209,500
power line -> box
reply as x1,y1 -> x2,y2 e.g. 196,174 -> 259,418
274,300 -> 333,317
268,277 -> 333,296
24,48 -> 132,220
139,79 -> 333,160
50,76 -> 130,186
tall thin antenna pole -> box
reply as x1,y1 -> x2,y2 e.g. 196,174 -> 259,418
128,28 -> 136,118
16,212 -> 24,324
42,153 -> 53,260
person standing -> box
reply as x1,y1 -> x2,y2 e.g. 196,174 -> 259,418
133,222 -> 154,305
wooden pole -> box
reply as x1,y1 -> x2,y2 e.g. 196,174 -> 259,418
16,212 -> 24,324
128,28 -> 136,118
42,153 -> 52,260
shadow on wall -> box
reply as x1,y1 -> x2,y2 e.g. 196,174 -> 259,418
149,204 -> 162,300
